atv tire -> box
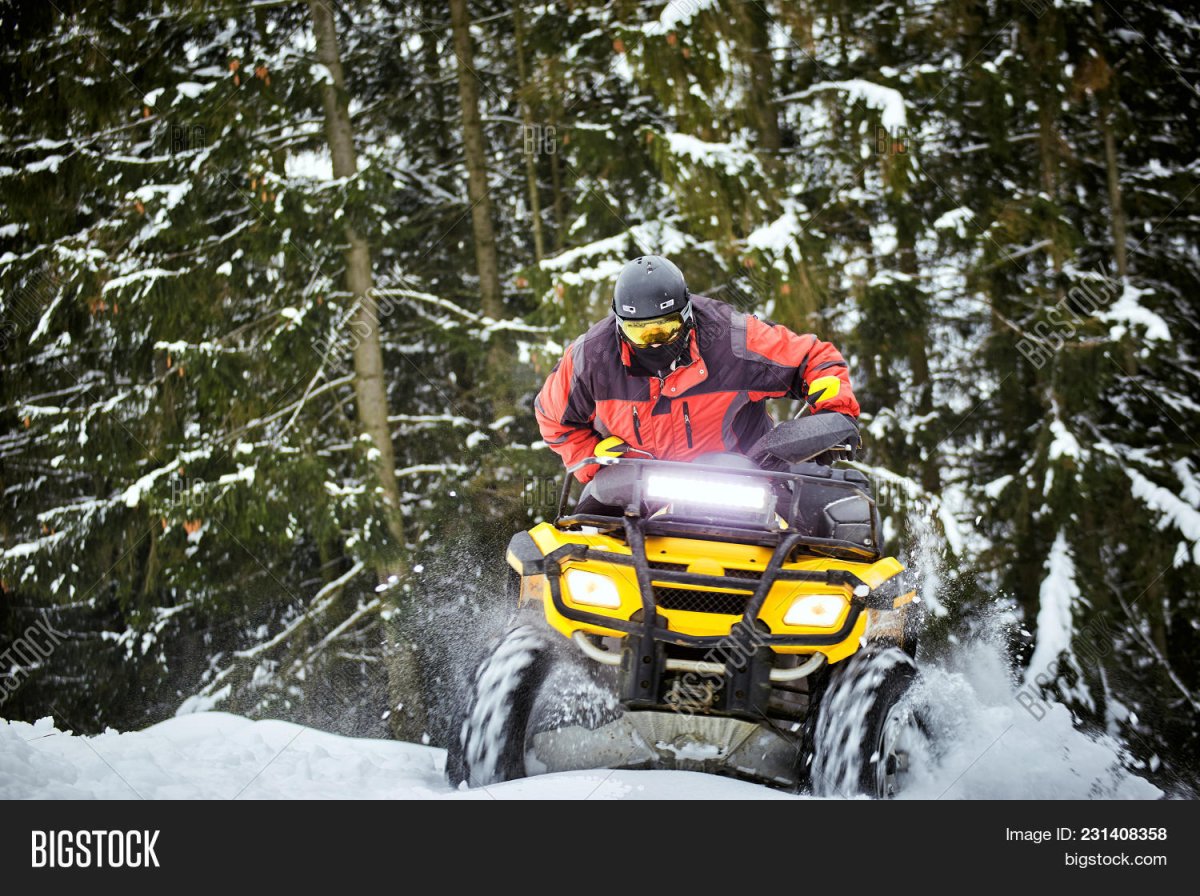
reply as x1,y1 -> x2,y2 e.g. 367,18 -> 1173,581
809,646 -> 921,798
449,625 -> 557,788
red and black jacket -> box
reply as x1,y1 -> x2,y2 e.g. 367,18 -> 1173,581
535,294 -> 861,482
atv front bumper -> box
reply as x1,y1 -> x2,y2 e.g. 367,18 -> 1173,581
507,516 -> 917,720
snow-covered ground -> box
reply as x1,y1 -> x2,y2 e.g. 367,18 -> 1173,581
1,633 -> 1164,800
0,712 -> 793,800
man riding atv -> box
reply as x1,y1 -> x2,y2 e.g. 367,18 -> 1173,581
535,255 -> 862,496
448,256 -> 925,796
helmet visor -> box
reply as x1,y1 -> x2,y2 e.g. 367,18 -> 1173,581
618,312 -> 686,348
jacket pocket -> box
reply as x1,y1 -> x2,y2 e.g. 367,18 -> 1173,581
682,402 -> 693,449
632,406 -> 643,445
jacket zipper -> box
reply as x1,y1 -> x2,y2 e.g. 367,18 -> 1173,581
632,406 -> 643,445
683,402 -> 693,449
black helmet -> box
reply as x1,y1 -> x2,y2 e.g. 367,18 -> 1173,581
612,256 -> 694,375
613,255 -> 690,320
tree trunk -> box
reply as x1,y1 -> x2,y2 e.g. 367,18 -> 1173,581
447,0 -> 503,314
1030,13 -> 1066,290
1037,106 -> 1061,277
885,157 -> 938,486
513,3 -> 545,263
309,0 -> 424,743
448,0 -> 512,413
1100,93 -> 1128,280
544,56 -> 566,253
310,0 -> 405,556
550,89 -> 565,253
421,8 -> 450,167
745,0 -> 782,156
1092,4 -> 1128,281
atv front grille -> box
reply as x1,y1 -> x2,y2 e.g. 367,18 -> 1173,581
648,560 -> 690,573
721,567 -> 764,581
653,586 -> 752,615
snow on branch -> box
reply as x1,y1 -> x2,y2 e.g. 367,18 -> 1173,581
227,372 -> 355,441
745,207 -> 803,260
779,79 -> 908,131
100,266 -> 184,301
1125,467 -> 1200,565
387,413 -> 473,427
394,462 -> 470,478
121,447 -> 213,509
371,287 -> 553,335
233,560 -> 366,661
1027,531 -> 1080,678
642,0 -> 719,36
290,596 -> 382,675
661,132 -> 760,177
538,220 -> 699,286
2,529 -> 66,562
1100,283 -> 1171,343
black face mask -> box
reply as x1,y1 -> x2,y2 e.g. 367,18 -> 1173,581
631,335 -> 689,377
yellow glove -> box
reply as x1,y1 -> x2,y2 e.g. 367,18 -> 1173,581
594,436 -> 632,458
805,375 -> 842,408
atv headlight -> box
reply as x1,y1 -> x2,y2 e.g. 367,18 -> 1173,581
646,474 -> 770,512
783,593 -> 848,628
564,568 -> 621,609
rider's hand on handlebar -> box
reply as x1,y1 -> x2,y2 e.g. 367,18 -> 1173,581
594,436 -> 634,457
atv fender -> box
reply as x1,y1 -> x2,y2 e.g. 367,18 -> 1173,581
506,531 -> 545,575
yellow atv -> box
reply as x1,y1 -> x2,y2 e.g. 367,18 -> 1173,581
445,414 -> 925,797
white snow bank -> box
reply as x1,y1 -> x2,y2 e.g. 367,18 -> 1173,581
2,670 -> 1161,800
0,713 -> 795,800
2,614 -> 1166,804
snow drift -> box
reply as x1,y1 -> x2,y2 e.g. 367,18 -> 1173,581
1,631 -> 1163,799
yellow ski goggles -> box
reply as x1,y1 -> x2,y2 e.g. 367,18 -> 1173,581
617,312 -> 686,348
